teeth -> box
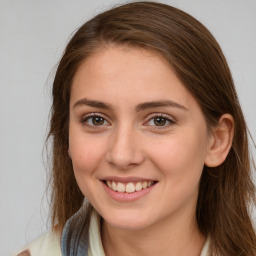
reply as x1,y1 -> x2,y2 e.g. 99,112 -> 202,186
126,182 -> 135,193
142,181 -> 147,189
116,182 -> 125,192
135,182 -> 142,191
112,181 -> 117,191
106,180 -> 112,188
147,181 -> 153,187
106,180 -> 155,193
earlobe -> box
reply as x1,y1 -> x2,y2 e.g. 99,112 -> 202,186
204,114 -> 234,167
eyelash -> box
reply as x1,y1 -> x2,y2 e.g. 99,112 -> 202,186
144,114 -> 176,128
81,113 -> 176,129
81,113 -> 110,129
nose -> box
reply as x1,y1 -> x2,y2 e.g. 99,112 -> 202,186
106,124 -> 145,170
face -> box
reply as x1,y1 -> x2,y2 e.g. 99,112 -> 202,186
69,46 -> 212,231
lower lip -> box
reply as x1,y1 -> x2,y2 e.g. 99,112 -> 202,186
102,182 -> 156,202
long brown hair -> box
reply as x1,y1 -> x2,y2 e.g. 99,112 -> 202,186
48,2 -> 256,255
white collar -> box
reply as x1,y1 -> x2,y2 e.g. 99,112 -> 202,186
88,210 -> 105,256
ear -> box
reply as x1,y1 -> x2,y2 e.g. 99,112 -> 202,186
204,114 -> 234,167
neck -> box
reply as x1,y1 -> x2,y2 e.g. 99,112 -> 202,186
101,212 -> 205,256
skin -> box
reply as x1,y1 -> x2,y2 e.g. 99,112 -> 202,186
68,46 -> 233,256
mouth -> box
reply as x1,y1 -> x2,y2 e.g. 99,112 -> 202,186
103,180 -> 157,193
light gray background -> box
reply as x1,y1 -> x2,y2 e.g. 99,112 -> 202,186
1,0 -> 255,255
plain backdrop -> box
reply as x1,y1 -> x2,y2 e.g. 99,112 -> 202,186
1,0 -> 255,255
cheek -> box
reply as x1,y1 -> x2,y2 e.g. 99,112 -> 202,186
69,134 -> 107,199
148,131 -> 208,181
148,133 -> 208,212
69,132 -> 106,176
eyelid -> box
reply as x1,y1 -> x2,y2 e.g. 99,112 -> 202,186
81,112 -> 111,128
146,112 -> 176,121
80,112 -> 176,129
144,113 -> 176,127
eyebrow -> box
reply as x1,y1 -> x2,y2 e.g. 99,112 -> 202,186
73,98 -> 188,111
135,100 -> 188,112
73,98 -> 113,110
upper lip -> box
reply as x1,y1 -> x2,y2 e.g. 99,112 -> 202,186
100,176 -> 157,183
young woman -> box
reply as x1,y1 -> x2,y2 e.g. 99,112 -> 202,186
13,1 -> 256,256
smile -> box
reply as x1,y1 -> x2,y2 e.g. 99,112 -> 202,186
105,180 -> 155,193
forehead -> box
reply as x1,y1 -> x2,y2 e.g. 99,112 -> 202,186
70,46 -> 197,110
75,45 -> 172,79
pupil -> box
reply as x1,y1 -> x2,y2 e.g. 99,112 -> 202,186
93,117 -> 104,125
154,117 -> 166,126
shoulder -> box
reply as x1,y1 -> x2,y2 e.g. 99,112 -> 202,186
11,231 -> 61,256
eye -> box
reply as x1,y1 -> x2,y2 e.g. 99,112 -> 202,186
81,114 -> 110,128
146,114 -> 175,127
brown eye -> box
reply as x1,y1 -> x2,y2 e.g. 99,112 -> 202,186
153,117 -> 167,126
92,116 -> 105,125
145,114 -> 175,128
82,115 -> 109,127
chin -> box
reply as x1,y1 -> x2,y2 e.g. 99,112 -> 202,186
102,210 -> 153,231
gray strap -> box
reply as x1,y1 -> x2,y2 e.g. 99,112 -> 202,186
61,206 -> 91,256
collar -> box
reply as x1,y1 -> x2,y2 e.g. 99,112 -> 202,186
88,210 -> 105,256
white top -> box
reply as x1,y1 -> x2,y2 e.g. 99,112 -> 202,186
11,211 -> 210,256
88,210 -> 106,256
11,231 -> 61,256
